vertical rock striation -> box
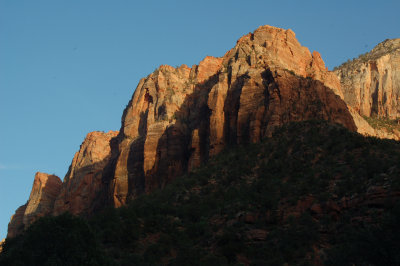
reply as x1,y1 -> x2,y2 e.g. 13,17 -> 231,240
7,25 -> 363,239
335,39 -> 400,118
104,25 -> 356,207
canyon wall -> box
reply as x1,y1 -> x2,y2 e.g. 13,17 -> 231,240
335,39 -> 400,119
8,25 -> 363,237
104,25 -> 357,207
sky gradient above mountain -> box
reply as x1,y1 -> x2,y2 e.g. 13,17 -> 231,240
0,0 -> 399,239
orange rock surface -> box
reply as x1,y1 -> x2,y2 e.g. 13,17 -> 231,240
7,26 -> 361,238
105,25 -> 356,207
7,172 -> 62,238
53,131 -> 118,215
335,39 -> 400,118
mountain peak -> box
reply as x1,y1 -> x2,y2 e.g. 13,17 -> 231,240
6,25 -> 359,237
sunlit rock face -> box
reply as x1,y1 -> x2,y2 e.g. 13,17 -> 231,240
335,39 -> 400,119
7,131 -> 118,238
53,130 -> 118,216
23,172 -> 62,225
106,25 -> 356,207
7,172 -> 62,238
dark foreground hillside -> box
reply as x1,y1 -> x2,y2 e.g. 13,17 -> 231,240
2,121 -> 400,265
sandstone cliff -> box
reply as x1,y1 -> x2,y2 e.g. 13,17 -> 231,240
7,172 -> 62,238
4,121 -> 399,265
7,25 -> 362,238
104,25 -> 357,208
7,131 -> 117,237
6,205 -> 27,239
334,39 -> 400,119
53,131 -> 118,216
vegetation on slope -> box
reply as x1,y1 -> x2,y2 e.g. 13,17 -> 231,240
362,115 -> 400,134
1,121 -> 400,265
333,38 -> 400,71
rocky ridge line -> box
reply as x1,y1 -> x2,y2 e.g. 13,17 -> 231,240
7,25 -> 386,238
7,172 -> 62,238
7,131 -> 117,238
104,25 -> 357,208
334,39 -> 400,119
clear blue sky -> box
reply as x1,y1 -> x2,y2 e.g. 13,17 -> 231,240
0,0 -> 399,239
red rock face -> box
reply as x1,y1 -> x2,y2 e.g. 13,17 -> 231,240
53,131 -> 118,216
227,26 -> 343,97
7,172 -> 62,238
105,25 -> 356,207
23,172 -> 62,225
6,204 -> 27,238
7,131 -> 117,237
6,26 -> 359,238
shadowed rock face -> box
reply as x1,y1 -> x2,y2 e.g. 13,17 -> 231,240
7,172 -> 62,238
53,131 -> 118,216
335,39 -> 400,119
105,25 -> 356,207
6,204 -> 27,239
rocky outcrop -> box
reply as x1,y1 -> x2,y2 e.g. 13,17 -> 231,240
105,25 -> 357,207
7,172 -> 62,238
227,26 -> 343,97
6,25 -> 364,239
7,131 -> 117,238
23,173 -> 62,227
335,39 -> 400,119
6,204 -> 27,239
53,131 -> 118,216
